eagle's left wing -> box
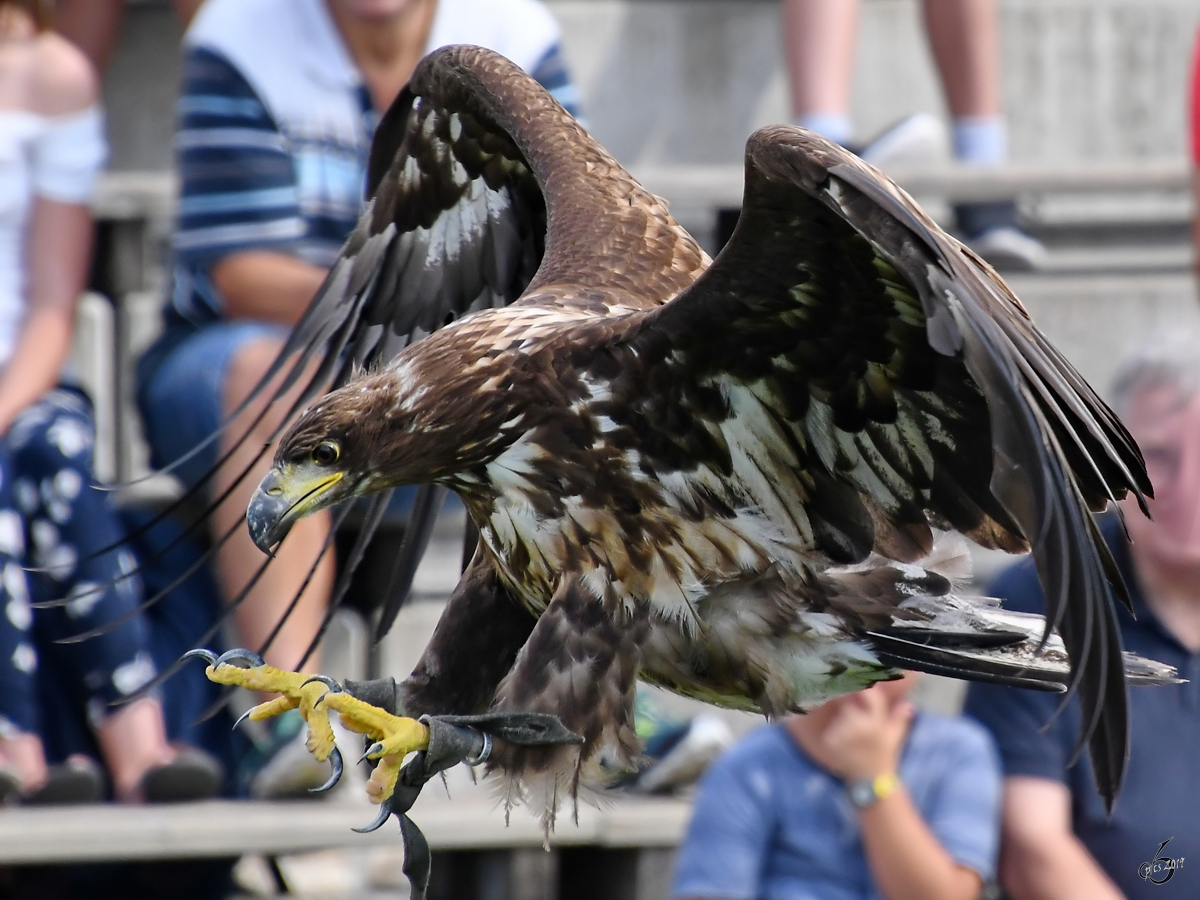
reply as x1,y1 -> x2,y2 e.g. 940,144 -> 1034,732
107,46 -> 708,683
616,125 -> 1150,809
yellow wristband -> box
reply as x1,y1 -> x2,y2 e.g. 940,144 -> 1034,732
872,772 -> 900,800
847,772 -> 902,808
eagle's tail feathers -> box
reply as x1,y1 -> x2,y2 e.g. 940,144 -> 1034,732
867,631 -> 1067,692
866,591 -> 1181,690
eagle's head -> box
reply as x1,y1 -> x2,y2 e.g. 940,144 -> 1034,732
245,390 -> 364,553
245,350 -> 525,553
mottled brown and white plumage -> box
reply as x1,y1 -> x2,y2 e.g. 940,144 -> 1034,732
234,45 -> 1175,816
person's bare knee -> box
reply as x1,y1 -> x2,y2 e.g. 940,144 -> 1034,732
222,338 -> 325,448
222,337 -> 286,420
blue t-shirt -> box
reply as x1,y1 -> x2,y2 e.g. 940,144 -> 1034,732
671,714 -> 1001,900
965,516 -> 1200,899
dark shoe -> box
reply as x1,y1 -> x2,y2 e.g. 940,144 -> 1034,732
0,765 -> 21,805
140,747 -> 224,803
25,756 -> 105,805
955,201 -> 1047,271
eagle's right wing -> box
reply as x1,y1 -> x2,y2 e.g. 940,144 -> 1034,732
622,125 -> 1151,809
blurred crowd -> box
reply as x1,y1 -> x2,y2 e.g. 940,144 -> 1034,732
0,1 -> 1193,900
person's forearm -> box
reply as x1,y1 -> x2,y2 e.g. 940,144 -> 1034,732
210,251 -> 329,326
54,0 -> 126,72
999,778 -> 1125,900
0,307 -> 73,433
1001,834 -> 1124,900
857,786 -> 981,900
0,197 -> 94,433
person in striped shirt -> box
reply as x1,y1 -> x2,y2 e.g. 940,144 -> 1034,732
136,0 -> 581,798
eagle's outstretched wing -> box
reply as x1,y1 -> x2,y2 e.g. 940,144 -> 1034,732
265,48 -> 706,651
614,125 -> 1149,806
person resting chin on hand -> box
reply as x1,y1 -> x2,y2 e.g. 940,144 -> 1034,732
672,674 -> 1001,900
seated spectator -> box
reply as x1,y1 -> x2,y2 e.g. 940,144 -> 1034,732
136,0 -> 582,798
782,0 -> 1045,270
965,334 -> 1200,898
0,0 -> 220,803
673,673 -> 1000,900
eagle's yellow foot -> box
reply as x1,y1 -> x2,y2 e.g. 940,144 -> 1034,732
317,690 -> 430,805
182,648 -> 344,793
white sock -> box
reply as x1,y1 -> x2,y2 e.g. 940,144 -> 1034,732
953,116 -> 1007,166
794,111 -> 854,147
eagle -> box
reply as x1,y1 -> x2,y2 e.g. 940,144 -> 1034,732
189,44 -> 1175,867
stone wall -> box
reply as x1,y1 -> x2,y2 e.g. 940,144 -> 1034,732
552,0 -> 1200,168
103,0 -> 1200,171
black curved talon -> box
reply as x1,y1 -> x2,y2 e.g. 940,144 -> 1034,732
352,796 -> 394,834
181,648 -> 217,666
310,747 -> 343,794
232,707 -> 255,731
302,674 -> 342,692
358,741 -> 384,764
214,648 -> 265,668
306,676 -> 344,708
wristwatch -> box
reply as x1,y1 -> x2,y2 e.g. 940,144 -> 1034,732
846,772 -> 901,809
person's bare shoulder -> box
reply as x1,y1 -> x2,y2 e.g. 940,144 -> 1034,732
27,31 -> 97,116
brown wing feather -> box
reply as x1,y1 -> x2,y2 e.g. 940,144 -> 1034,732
620,125 -> 1149,808
401,46 -> 708,310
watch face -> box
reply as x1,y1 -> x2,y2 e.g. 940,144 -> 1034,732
847,780 -> 876,808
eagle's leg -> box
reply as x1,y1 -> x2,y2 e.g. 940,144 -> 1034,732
335,542 -> 538,722
488,574 -> 647,818
400,540 -> 537,716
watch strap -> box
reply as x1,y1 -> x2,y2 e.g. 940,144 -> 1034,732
846,772 -> 901,808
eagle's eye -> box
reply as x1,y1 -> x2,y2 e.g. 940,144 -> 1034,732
311,442 -> 340,466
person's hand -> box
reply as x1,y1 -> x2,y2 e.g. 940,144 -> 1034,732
799,687 -> 913,781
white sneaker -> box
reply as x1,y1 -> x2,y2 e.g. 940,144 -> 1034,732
966,226 -> 1048,271
249,730 -> 336,800
859,113 -> 947,169
634,714 -> 733,794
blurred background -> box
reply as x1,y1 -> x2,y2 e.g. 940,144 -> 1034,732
8,1 -> 1200,898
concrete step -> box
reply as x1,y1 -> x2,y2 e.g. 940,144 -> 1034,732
0,792 -> 689,865
633,159 -> 1193,210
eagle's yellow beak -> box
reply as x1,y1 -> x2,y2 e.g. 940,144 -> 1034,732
246,464 -> 343,553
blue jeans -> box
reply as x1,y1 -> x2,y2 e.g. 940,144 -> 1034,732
0,389 -> 152,737
137,320 -> 287,489
138,318 -> 427,521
